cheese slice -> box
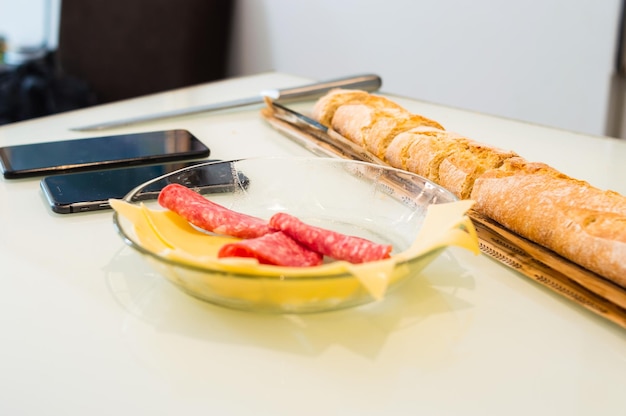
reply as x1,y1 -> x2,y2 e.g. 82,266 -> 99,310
110,198 -> 479,300
141,205 -> 239,258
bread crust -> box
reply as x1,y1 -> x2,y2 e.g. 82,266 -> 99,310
403,130 -> 468,183
331,104 -> 443,160
385,126 -> 443,170
311,89 -> 371,127
471,157 -> 626,284
311,88 -> 406,127
330,104 -> 376,147
368,113 -> 443,160
438,140 -> 517,199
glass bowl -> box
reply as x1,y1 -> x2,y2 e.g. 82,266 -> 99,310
112,156 -> 477,313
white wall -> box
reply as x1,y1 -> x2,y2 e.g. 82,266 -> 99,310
228,0 -> 624,138
0,0 -> 60,50
2,0 -> 623,138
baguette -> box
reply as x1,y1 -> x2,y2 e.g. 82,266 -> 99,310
471,157 -> 626,286
312,89 -> 626,288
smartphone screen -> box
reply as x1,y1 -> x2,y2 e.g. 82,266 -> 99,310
0,129 -> 210,179
40,160 -> 247,214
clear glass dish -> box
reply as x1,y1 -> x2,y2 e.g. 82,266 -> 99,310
112,156 -> 472,313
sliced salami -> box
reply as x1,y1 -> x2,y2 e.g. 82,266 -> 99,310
218,231 -> 323,267
158,184 -> 272,239
269,212 -> 392,264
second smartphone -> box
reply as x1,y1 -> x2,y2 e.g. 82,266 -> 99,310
40,160 -> 246,214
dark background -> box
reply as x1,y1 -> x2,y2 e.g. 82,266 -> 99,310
0,0 -> 234,124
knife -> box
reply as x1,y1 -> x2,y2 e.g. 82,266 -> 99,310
70,74 -> 382,131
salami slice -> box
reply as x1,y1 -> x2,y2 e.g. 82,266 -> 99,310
158,184 -> 272,239
218,231 -> 323,267
269,212 -> 392,264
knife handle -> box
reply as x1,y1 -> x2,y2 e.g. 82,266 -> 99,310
264,74 -> 382,102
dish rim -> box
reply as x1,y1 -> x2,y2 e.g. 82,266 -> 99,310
112,156 -> 458,282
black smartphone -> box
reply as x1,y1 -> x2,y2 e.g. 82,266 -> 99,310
40,160 -> 248,214
0,129 -> 210,179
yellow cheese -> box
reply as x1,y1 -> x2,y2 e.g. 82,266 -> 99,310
141,205 -> 239,258
110,198 -> 479,301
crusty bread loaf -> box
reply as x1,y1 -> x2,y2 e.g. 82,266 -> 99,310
311,88 -> 626,287
471,157 -> 626,286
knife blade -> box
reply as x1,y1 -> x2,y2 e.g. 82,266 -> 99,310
70,74 -> 382,131
267,99 -> 388,165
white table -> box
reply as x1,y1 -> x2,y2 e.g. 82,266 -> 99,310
1,72 -> 625,415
